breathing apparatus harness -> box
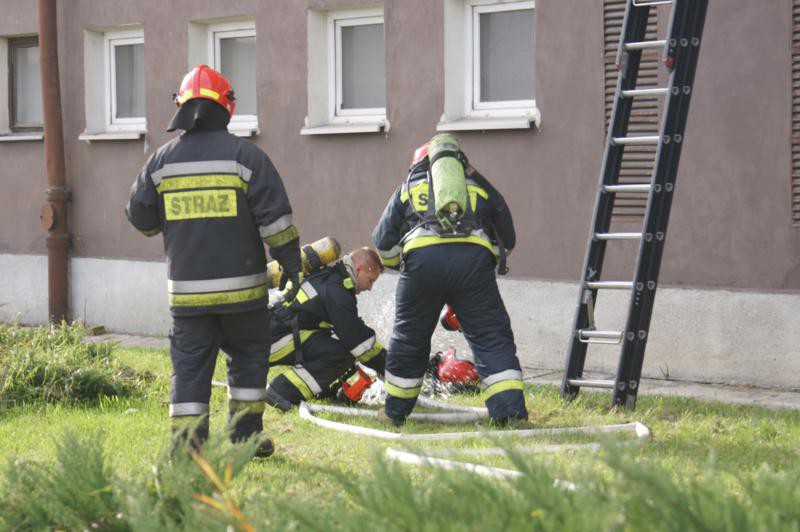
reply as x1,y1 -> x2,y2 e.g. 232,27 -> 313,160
400,151 -> 509,275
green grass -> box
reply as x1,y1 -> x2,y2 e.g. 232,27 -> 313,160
0,323 -> 799,530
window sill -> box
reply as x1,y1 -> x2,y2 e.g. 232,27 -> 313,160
300,119 -> 389,136
79,131 -> 145,142
0,133 -> 44,142
230,127 -> 260,138
436,113 -> 540,132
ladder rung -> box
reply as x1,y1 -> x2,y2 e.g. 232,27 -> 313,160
586,281 -> 634,290
612,136 -> 660,146
621,88 -> 669,98
624,40 -> 667,51
594,232 -> 642,241
632,0 -> 672,6
577,330 -> 623,344
567,378 -> 616,389
604,184 -> 651,193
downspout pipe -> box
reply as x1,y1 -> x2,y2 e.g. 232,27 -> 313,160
38,0 -> 70,323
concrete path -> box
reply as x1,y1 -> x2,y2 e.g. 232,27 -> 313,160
88,333 -> 800,411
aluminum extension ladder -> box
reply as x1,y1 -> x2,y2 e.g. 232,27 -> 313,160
561,0 -> 708,410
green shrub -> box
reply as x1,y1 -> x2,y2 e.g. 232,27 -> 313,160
0,322 -> 153,408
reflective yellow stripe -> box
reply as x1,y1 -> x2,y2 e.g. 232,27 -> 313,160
228,400 -> 266,414
140,227 -> 161,236
199,87 -> 221,100
176,89 -> 193,104
269,330 -> 318,363
379,254 -> 401,268
358,342 -> 384,363
343,278 -> 354,290
264,225 -> 299,248
170,285 -> 266,307
385,381 -> 421,399
319,321 -> 332,329
295,288 -> 311,304
482,379 -> 525,400
403,234 -> 495,256
284,369 -> 314,400
156,174 -> 248,194
467,185 -> 489,212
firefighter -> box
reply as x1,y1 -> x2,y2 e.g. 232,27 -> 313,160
372,133 -> 528,425
264,247 -> 386,410
126,65 -> 301,456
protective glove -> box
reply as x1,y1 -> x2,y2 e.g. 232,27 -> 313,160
279,269 -> 301,302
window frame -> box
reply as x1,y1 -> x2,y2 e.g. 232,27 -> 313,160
8,36 -> 42,132
103,29 -> 145,132
466,0 -> 536,118
328,10 -> 386,122
206,20 -> 257,131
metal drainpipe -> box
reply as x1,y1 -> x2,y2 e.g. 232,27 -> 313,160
37,0 -> 70,323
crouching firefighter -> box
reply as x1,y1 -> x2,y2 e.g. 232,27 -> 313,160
265,248 -> 387,410
126,65 -> 302,456
372,133 -> 528,425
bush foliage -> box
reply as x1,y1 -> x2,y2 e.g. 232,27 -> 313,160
0,322 -> 152,408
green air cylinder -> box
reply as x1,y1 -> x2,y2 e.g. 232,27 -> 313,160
428,133 -> 468,225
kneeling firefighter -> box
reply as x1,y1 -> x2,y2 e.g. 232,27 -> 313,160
265,247 -> 387,409
372,133 -> 528,425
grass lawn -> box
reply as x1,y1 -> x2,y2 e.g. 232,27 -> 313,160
1,324 -> 799,530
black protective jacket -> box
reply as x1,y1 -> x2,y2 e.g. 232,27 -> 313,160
372,159 -> 515,270
126,128 -> 300,316
269,262 -> 386,373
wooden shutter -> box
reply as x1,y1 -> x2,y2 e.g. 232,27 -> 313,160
793,0 -> 800,224
604,0 -> 661,220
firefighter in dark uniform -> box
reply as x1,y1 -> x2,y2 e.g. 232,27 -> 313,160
372,134 -> 528,425
264,248 -> 386,409
126,65 -> 301,456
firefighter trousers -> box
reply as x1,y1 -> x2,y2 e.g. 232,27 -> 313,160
169,307 -> 270,443
384,244 -> 528,423
267,332 -> 355,404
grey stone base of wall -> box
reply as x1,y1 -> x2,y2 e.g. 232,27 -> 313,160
3,254 -> 798,390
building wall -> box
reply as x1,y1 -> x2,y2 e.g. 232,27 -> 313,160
1,1 -> 798,387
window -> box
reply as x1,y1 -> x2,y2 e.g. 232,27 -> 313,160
82,26 -> 146,140
303,6 -> 388,135
207,21 -> 257,132
107,32 -> 145,131
439,0 -> 539,131
9,37 -> 42,131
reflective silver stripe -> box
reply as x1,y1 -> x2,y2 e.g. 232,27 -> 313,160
169,402 -> 210,417
481,369 -> 524,389
151,160 -> 253,186
350,335 -> 376,358
385,371 -> 423,389
402,225 -> 493,244
294,366 -> 322,395
271,333 -> 293,355
300,281 -> 318,300
378,245 -> 402,259
228,386 -> 267,401
168,272 -> 267,294
259,214 -> 293,238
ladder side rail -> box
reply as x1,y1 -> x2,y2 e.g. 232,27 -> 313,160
561,1 -> 654,399
613,0 -> 709,409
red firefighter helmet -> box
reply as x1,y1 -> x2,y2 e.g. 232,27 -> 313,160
411,142 -> 430,166
437,347 -> 479,385
174,65 -> 236,116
